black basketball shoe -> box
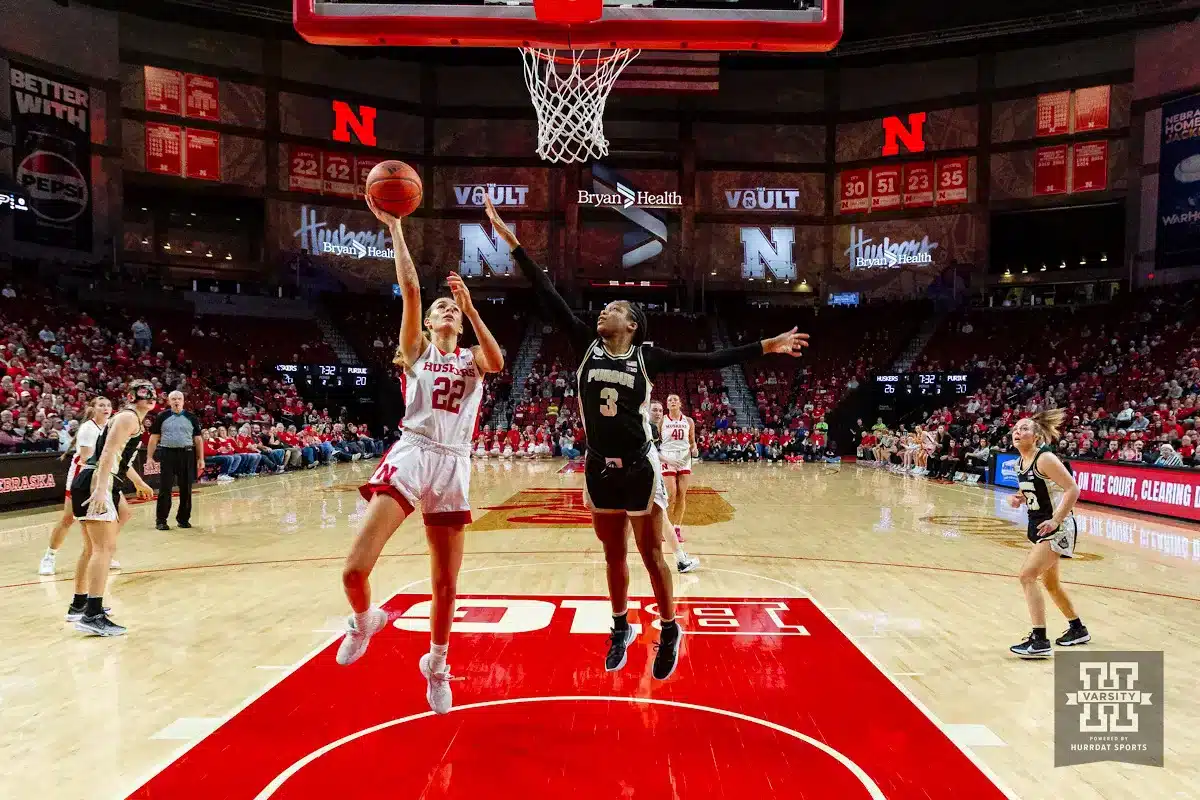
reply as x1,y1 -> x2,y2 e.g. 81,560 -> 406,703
605,626 -> 636,672
1009,631 -> 1052,658
1055,625 -> 1091,647
652,622 -> 683,680
74,613 -> 127,637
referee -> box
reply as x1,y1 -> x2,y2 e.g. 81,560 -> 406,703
147,390 -> 203,531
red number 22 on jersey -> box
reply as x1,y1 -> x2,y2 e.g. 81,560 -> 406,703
431,376 -> 466,413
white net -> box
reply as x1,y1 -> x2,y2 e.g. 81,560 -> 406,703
520,47 -> 640,164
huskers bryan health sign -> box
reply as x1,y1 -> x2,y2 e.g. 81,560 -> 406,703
9,65 -> 92,250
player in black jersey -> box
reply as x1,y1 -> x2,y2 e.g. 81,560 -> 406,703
1006,409 -> 1090,658
70,379 -> 157,636
485,198 -> 808,679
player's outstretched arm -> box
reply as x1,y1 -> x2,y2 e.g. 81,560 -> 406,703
368,196 -> 425,367
643,328 -> 809,377
484,197 -> 593,352
447,271 -> 505,375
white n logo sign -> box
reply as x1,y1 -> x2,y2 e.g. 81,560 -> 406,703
459,223 -> 516,277
740,227 -> 796,280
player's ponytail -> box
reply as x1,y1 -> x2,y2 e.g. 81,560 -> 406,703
1030,408 -> 1065,444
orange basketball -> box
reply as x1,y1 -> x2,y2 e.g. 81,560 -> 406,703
365,160 -> 422,218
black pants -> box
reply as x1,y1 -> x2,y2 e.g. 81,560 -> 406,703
156,448 -> 196,525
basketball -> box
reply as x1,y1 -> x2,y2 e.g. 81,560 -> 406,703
365,160 -> 422,218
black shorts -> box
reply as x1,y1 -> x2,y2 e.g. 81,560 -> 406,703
70,468 -> 125,522
583,449 -> 668,517
1026,514 -> 1077,557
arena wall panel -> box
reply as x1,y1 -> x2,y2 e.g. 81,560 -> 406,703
694,223 -> 826,285
990,140 -> 1127,201
436,64 -> 530,108
0,0 -> 119,81
829,214 -> 980,299
994,34 -> 1133,88
279,92 -> 423,152
429,167 -> 555,211
693,123 -> 825,164
839,57 -> 978,111
836,106 -> 978,163
991,84 -> 1133,144
1134,20 -> 1200,100
271,199 -> 425,289
280,42 -> 420,104
118,12 -> 262,74
433,119 -> 537,158
695,172 -> 825,216
698,68 -> 824,112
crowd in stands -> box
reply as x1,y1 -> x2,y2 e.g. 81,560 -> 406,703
0,278 -> 387,481
859,284 -> 1200,480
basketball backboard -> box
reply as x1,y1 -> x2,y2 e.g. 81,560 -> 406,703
293,0 -> 843,52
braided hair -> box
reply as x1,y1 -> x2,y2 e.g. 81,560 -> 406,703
622,301 -> 649,345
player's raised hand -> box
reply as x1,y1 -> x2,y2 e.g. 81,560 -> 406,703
366,194 -> 399,230
447,271 -> 476,316
483,196 -> 520,248
763,327 -> 810,357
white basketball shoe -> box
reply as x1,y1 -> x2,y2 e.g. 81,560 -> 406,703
335,607 -> 388,666
419,653 -> 455,715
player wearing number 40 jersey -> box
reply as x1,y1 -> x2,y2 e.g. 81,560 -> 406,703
483,196 -> 809,683
1007,409 -> 1091,659
335,195 -> 504,718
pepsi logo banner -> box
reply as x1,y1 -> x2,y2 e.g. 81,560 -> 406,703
9,64 -> 93,251
1073,461 -> 1200,523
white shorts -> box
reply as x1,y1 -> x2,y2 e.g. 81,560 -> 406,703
660,449 -> 692,477
359,436 -> 472,526
64,459 -> 81,499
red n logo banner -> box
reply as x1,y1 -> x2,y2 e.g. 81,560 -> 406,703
331,100 -> 378,146
882,112 -> 926,156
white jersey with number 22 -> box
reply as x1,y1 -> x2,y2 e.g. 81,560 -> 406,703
400,342 -> 483,446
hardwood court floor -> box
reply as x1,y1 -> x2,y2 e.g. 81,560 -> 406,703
1,459 -> 1197,799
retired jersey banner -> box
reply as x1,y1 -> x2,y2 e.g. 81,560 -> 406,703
1071,141 -> 1108,193
185,129 -> 220,181
288,145 -> 322,193
145,122 -> 184,176
1034,145 -> 1069,196
1157,92 -> 1200,264
902,162 -> 934,208
870,166 -> 901,211
838,168 -> 870,214
934,157 -> 968,205
322,152 -> 356,198
356,157 -> 383,197
9,64 -> 93,250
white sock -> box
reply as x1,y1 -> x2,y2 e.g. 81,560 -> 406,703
676,548 -> 690,562
429,642 -> 448,672
45,548 -> 57,557
353,608 -> 375,631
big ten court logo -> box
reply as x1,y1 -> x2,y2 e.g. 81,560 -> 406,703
468,487 -> 734,530
1054,651 -> 1164,767
392,596 -> 811,637
129,592 -> 1013,800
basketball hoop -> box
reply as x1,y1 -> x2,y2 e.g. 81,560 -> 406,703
520,47 -> 640,164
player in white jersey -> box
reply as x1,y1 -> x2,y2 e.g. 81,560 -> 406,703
38,397 -> 122,576
336,200 -> 504,718
660,394 -> 700,546
649,400 -> 699,573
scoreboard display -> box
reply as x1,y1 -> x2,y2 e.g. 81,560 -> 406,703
275,363 -> 373,389
873,372 -> 971,398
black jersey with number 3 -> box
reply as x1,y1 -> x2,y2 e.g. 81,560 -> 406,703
85,408 -> 142,484
576,340 -> 654,458
1017,445 -> 1069,525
